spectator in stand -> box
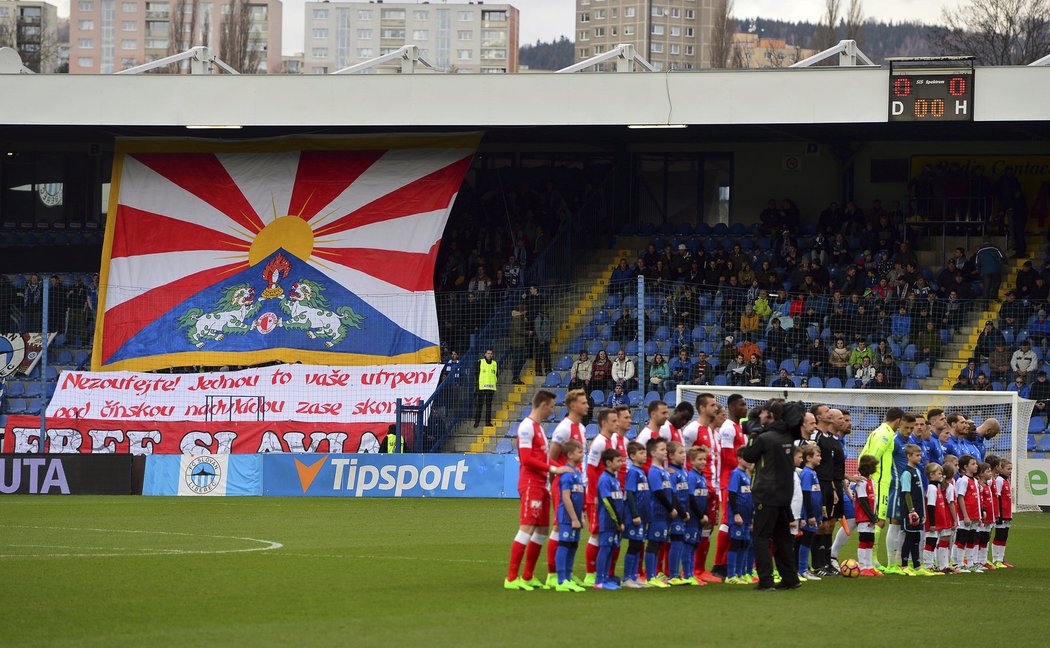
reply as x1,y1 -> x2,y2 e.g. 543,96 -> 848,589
805,338 -> 828,381
765,317 -> 790,365
611,349 -> 637,392
771,368 -> 793,388
870,370 -> 891,389
610,258 -> 635,295
691,351 -> 712,385
1015,261 -> 1039,298
1010,340 -> 1038,382
613,306 -> 635,343
718,335 -> 738,367
942,290 -> 964,332
1030,276 -> 1050,308
999,291 -> 1027,334
21,274 -> 42,333
848,339 -> 874,375
1028,371 -> 1050,417
881,355 -> 904,389
591,349 -> 613,394
952,374 -> 975,391
1010,373 -> 1031,397
855,357 -> 876,388
533,308 -> 553,376
892,240 -> 919,268
830,338 -> 851,379
974,373 -> 993,391
872,339 -> 891,371
974,241 -> 1005,301
670,322 -> 691,350
890,306 -> 912,347
829,304 -> 850,340
746,354 -> 766,386
606,383 -> 629,407
643,243 -> 660,268
491,269 -> 510,301
649,353 -> 671,392
1028,310 -> 1050,349
669,349 -> 692,391
753,290 -> 772,320
568,350 -> 593,391
727,352 -> 748,386
989,340 -> 1012,383
740,304 -> 760,340
737,334 -> 762,363
975,321 -> 1005,361
509,305 -> 529,384
959,359 -> 980,383
468,266 -> 491,295
914,320 -> 942,365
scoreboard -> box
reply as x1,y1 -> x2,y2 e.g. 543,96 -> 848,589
888,68 -> 974,122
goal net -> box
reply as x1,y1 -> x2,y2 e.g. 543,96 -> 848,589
675,385 -> 1040,512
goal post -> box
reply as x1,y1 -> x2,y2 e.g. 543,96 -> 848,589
675,385 -> 1040,512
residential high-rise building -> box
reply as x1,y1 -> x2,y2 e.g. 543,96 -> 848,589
69,0 -> 282,74
0,0 -> 61,72
574,0 -> 717,71
304,1 -> 519,74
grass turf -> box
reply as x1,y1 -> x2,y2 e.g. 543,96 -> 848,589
0,498 -> 1046,646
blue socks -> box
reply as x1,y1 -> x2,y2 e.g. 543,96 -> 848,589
596,546 -> 612,585
683,543 -> 696,578
645,548 -> 658,580
556,544 -> 570,583
624,551 -> 639,581
668,540 -> 683,579
799,543 -> 811,575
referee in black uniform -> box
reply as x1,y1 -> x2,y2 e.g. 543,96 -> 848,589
813,408 -> 846,576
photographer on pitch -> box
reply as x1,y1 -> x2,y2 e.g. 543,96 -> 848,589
740,399 -> 804,591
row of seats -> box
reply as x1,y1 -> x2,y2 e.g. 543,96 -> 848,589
1027,434 -> 1050,452
2,398 -> 45,415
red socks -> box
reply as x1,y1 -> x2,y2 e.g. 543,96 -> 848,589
522,537 -> 544,581
508,534 -> 529,581
546,539 -> 559,573
586,541 -> 599,574
696,537 -> 710,574
659,542 -> 670,575
714,528 -> 729,568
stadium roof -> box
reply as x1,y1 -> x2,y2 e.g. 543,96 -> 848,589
2,66 -> 1048,128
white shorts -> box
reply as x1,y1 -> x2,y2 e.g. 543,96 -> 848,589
857,521 -> 876,534
995,519 -> 1012,529
978,523 -> 991,533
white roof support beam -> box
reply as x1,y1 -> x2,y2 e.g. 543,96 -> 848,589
331,45 -> 441,74
556,44 -> 656,73
1029,53 -> 1050,66
791,39 -> 877,68
116,46 -> 240,75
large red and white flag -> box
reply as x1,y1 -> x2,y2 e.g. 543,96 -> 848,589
95,135 -> 478,371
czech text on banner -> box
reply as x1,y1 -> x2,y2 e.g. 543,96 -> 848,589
94,135 -> 479,372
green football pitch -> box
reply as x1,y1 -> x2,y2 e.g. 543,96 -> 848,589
1,498 -> 1046,647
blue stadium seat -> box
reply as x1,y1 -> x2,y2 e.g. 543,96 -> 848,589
585,424 -> 599,440
25,399 -> 42,415
809,377 -> 823,389
1029,418 -> 1047,434
644,341 -> 658,356
556,355 -> 573,371
713,375 -> 727,386
664,392 -> 677,407
826,377 -> 843,389
56,350 -> 73,365
795,360 -> 810,376
5,382 -> 25,398
644,391 -> 661,405
898,362 -> 911,378
904,379 -> 920,390
596,325 -> 612,341
627,390 -> 642,404
553,388 -> 567,403
779,359 -> 795,374
604,294 -> 622,309
45,366 -> 59,381
765,359 -> 777,375
691,326 -> 706,342
592,310 -> 609,326
653,326 -> 670,341
581,324 -> 597,339
605,341 -> 621,356
590,390 -> 605,404
24,382 -> 43,398
495,438 -> 515,454
1038,436 -> 1050,453
566,337 -> 585,355
904,344 -> 917,361
73,351 -> 90,367
911,362 -> 930,380
586,340 -> 604,356
625,341 -> 639,356
543,372 -> 561,388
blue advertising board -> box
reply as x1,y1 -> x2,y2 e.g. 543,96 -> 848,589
263,453 -> 518,498
143,454 -> 263,496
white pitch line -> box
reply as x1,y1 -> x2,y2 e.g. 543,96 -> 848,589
270,553 -> 503,565
0,524 -> 283,559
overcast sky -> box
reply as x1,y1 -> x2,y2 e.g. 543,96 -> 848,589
50,0 -> 963,56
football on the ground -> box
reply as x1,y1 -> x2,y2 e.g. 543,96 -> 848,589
840,559 -> 861,578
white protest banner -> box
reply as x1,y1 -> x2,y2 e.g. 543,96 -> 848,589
45,364 -> 441,422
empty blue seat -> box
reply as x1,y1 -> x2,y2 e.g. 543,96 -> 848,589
566,337 -> 585,354
1027,435 -> 1037,451
826,377 -> 843,389
644,341 -> 658,356
644,391 -> 661,405
543,372 -> 561,388
713,375 -> 727,386
74,351 -> 90,367
625,341 -> 639,355
45,366 -> 59,381
24,382 -> 43,398
585,424 -> 599,440
653,326 -> 670,341
1029,418 -> 1047,434
586,340 -> 604,356
592,310 -> 609,326
1037,436 -> 1050,453
590,390 -> 605,404
596,325 -> 612,341
628,390 -> 642,403
556,355 -> 573,371
605,341 -> 621,356
25,398 -> 42,415
795,359 -> 810,376
56,349 -> 73,365
904,379 -> 920,390
697,341 -> 713,356
912,363 -> 930,380
495,438 -> 515,454
809,376 -> 823,389
5,382 -> 25,398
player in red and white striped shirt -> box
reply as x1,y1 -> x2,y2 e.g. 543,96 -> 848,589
681,392 -> 722,582
636,400 -> 669,471
583,408 -> 618,586
544,389 -> 590,588
505,390 -> 573,591
992,459 -> 1013,567
712,394 -> 749,579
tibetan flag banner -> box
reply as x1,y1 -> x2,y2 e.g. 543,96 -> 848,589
94,135 -> 478,372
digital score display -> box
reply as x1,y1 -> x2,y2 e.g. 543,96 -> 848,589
888,69 -> 974,122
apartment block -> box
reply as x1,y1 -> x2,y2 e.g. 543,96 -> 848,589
574,0 -> 717,71
304,1 -> 518,74
69,0 -> 282,74
0,0 -> 61,72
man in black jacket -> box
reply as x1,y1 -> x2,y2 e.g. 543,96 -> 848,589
812,408 -> 846,576
740,400 -> 803,591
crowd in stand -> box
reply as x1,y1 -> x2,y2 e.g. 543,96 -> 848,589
0,273 -> 98,345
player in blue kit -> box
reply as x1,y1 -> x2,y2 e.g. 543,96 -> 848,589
622,441 -> 651,589
685,446 -> 710,587
908,414 -> 932,487
798,445 -> 824,580
884,413 -> 916,574
554,439 -> 587,592
596,448 -> 626,590
666,441 -> 692,585
726,449 -> 755,584
645,437 -> 675,588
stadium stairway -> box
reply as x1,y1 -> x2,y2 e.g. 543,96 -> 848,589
926,241 -> 1039,390
448,245 -> 638,453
